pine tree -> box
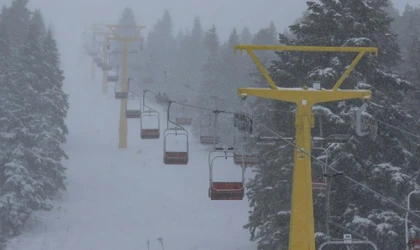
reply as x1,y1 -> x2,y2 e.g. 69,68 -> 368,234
200,25 -> 222,109
240,26 -> 253,44
144,10 -> 176,95
38,28 -> 69,195
403,6 -> 420,83
252,22 -> 278,66
245,1 -> 419,249
397,5 -> 420,121
0,2 -> 68,244
0,6 -> 47,239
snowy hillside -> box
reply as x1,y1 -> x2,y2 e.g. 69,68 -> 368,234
5,55 -> 256,250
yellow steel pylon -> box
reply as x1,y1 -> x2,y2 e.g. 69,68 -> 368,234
106,25 -> 145,149
234,44 -> 378,250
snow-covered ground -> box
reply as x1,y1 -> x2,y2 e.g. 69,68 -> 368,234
6,54 -> 256,250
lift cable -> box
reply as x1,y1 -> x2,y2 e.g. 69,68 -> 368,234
135,88 -> 420,220
172,81 -> 420,142
249,116 -> 420,220
133,76 -> 420,212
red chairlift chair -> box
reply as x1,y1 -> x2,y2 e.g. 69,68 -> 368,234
208,148 -> 245,200
140,90 -> 160,139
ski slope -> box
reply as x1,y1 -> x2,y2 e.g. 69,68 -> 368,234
6,55 -> 257,250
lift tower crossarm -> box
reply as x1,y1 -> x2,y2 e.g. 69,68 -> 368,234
234,45 -> 378,91
235,44 -> 377,250
238,88 -> 371,104
107,25 -> 145,41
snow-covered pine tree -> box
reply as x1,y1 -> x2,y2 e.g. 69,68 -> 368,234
0,3 -> 68,244
252,22 -> 277,66
173,17 -> 206,107
0,5 -> 47,240
200,24 -> 222,110
402,6 -> 420,84
240,26 -> 253,44
220,28 -> 244,105
37,28 -> 69,196
145,10 -> 176,95
245,1 -> 420,249
397,5 -> 420,118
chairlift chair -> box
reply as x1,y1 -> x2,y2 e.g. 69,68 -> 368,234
233,153 -> 258,166
163,101 -> 189,165
233,133 -> 258,166
175,117 -> 193,125
355,102 -> 379,140
155,92 -> 169,105
408,239 -> 420,249
125,94 -> 141,118
311,144 -> 329,193
200,114 -> 220,145
174,100 -> 193,125
141,111 -> 160,139
319,239 -> 378,250
114,82 -> 128,99
140,90 -> 160,139
234,113 -> 253,134
163,127 -> 188,164
208,147 -> 245,200
107,75 -> 118,83
101,63 -> 113,71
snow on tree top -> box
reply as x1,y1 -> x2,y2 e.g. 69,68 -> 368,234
357,82 -> 372,89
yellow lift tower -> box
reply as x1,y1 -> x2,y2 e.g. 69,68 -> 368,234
106,25 -> 145,149
234,45 -> 377,250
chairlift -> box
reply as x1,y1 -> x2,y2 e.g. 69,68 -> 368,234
234,112 -> 253,134
175,102 -> 192,125
312,115 -> 351,149
114,81 -> 128,99
156,92 -> 170,105
319,239 -> 378,250
176,117 -> 192,125
107,75 -> 118,83
355,102 -> 378,140
311,142 -> 329,193
254,134 -> 290,146
125,94 -> 141,118
163,101 -> 189,165
200,114 -> 220,144
101,63 -> 113,71
408,239 -> 420,250
208,146 -> 245,200
233,133 -> 258,166
140,90 -> 160,139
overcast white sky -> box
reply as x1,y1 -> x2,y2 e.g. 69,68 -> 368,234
0,0 -> 417,69
22,0 -> 420,40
